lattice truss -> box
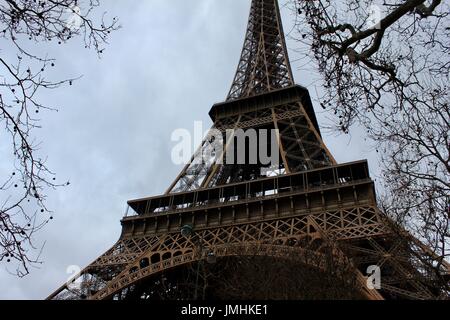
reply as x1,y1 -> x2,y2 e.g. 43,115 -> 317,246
166,0 -> 323,193
168,101 -> 334,193
227,0 -> 294,100
47,0 -> 449,300
48,205 -> 449,300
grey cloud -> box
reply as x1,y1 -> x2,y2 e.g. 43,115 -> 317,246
0,0 -> 380,299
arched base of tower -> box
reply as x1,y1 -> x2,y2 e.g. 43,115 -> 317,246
116,256 -> 366,300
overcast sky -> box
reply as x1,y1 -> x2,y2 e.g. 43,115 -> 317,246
0,0 -> 380,299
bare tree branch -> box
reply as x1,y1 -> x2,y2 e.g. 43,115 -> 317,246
0,0 -> 119,276
291,0 -> 449,275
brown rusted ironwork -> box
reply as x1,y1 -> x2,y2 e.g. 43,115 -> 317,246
48,0 -> 449,300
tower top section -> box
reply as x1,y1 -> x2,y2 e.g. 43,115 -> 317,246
227,0 -> 294,101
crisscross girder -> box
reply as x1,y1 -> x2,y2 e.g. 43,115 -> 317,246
227,0 -> 294,100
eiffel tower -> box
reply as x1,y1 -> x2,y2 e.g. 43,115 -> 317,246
48,0 -> 449,300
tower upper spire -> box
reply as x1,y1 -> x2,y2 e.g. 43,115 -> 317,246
227,0 -> 294,101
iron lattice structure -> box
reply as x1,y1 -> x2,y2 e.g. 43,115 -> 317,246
48,0 -> 449,300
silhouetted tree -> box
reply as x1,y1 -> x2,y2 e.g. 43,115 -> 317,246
0,0 -> 118,276
292,0 -> 449,269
